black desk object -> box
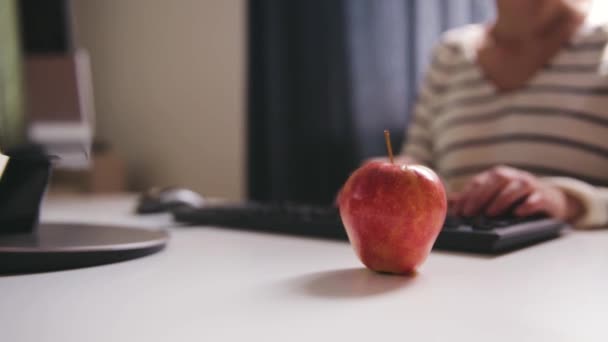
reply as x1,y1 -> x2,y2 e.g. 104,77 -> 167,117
0,146 -> 168,274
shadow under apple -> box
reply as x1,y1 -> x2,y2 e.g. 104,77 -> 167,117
287,267 -> 415,299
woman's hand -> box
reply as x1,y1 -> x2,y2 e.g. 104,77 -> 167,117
450,166 -> 583,221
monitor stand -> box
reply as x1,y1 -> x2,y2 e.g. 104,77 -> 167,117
0,223 -> 168,274
0,146 -> 169,274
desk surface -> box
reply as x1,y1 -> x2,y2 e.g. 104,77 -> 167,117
1,195 -> 607,342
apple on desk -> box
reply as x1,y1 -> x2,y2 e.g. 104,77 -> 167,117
338,130 -> 447,275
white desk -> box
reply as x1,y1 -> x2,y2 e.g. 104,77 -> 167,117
1,195 -> 607,342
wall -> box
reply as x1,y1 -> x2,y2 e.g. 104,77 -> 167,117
72,0 -> 246,199
0,0 -> 25,147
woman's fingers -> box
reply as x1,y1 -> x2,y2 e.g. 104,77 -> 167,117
485,180 -> 533,216
514,191 -> 546,217
458,170 -> 509,216
447,193 -> 461,216
451,166 -> 543,217
461,179 -> 506,216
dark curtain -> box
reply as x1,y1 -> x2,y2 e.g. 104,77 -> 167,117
248,0 -> 494,205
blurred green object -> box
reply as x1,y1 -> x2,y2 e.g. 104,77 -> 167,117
0,0 -> 25,149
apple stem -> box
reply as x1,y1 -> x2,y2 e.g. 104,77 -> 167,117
384,129 -> 394,164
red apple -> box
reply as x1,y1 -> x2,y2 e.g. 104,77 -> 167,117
338,161 -> 447,274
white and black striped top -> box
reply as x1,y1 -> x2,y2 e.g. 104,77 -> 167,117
404,22 -> 608,190
402,21 -> 608,227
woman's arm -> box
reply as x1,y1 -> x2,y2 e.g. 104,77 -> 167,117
449,165 -> 608,229
542,177 -> 608,228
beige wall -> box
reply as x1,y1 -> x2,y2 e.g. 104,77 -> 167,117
72,0 -> 246,199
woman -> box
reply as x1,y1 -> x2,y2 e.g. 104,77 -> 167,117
400,0 -> 608,227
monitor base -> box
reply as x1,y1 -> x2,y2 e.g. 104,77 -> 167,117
0,223 -> 169,274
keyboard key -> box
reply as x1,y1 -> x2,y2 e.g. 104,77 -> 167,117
442,216 -> 462,230
471,216 -> 496,231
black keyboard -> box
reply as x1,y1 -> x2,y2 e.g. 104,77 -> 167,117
172,202 -> 569,254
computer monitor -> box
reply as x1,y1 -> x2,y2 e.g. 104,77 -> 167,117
18,0 -> 73,54
19,0 -> 94,169
0,0 -> 168,274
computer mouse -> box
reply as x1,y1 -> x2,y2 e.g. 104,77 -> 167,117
136,187 -> 205,214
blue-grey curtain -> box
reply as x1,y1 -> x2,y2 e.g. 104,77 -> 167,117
248,0 -> 494,204
348,0 -> 494,158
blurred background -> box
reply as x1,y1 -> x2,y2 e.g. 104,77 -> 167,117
0,0 -> 605,205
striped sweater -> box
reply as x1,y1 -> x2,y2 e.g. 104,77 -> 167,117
402,21 -> 608,228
